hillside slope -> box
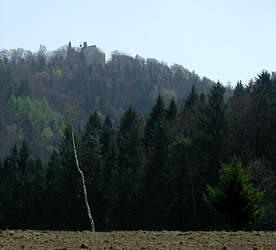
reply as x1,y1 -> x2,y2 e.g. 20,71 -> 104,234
0,44 -> 216,159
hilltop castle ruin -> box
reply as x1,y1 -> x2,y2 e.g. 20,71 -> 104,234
68,41 -> 105,66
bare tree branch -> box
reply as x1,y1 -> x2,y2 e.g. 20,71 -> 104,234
72,129 -> 95,232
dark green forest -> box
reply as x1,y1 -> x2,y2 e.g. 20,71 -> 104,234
0,44 -> 275,231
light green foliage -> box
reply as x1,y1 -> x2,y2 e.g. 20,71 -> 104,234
6,124 -> 24,141
204,158 -> 265,230
7,94 -> 17,111
7,95 -> 64,137
53,69 -> 62,78
150,86 -> 177,104
169,133 -> 192,154
160,87 -> 177,102
42,127 -> 54,139
150,85 -> 159,102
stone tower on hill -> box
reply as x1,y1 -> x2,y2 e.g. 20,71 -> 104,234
70,41 -> 105,66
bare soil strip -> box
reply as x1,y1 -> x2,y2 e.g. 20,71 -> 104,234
0,230 -> 275,249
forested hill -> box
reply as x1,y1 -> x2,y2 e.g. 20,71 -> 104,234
1,70 -> 276,231
0,44 -> 275,230
0,43 -> 219,159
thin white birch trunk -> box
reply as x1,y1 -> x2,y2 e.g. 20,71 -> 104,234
72,130 -> 95,232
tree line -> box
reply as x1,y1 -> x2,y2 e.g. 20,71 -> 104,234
0,71 -> 275,231
0,43 -> 219,160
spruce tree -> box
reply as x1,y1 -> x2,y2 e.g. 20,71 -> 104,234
100,117 -> 119,229
184,85 -> 199,111
0,141 -> 44,228
0,144 -> 19,227
58,125 -> 84,229
228,81 -> 252,163
45,150 -> 65,228
166,98 -> 177,121
196,81 -> 229,185
269,78 -> 276,172
204,158 -> 264,230
180,85 -> 200,138
144,94 -> 166,151
248,71 -> 273,159
143,95 -> 170,229
168,133 -> 200,230
81,112 -> 104,229
116,106 -> 144,229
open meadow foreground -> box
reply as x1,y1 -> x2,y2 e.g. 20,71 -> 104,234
0,230 -> 275,249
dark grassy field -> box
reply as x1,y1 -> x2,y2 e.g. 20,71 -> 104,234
0,230 -> 275,249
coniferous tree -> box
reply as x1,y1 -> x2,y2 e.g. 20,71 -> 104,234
246,159 -> 276,229
81,111 -> 104,229
72,127 -> 95,231
0,156 -> 3,224
269,77 -> 276,172
144,94 -> 167,151
168,133 -> 200,229
44,150 -> 65,228
204,158 -> 264,230
0,141 -> 44,228
166,98 -> 177,121
116,106 -> 144,229
0,144 -> 19,227
58,125 -> 85,229
228,81 -> 252,163
248,71 -> 273,159
185,82 -> 230,228
178,85 -> 201,139
196,81 -> 229,185
143,95 -> 170,229
101,117 -> 113,158
184,85 -> 199,111
100,117 -> 119,229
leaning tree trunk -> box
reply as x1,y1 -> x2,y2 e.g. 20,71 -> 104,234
72,130 -> 95,232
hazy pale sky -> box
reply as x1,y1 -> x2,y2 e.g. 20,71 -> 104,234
1,0 -> 275,85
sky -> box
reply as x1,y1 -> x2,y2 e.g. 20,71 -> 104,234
1,0 -> 275,85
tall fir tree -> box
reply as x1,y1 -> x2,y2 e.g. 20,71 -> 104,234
144,94 -> 167,151
0,141 -> 44,228
81,111 -> 104,229
58,125 -> 85,229
248,71 -> 273,159
116,106 -> 145,229
184,85 -> 199,111
100,116 -> 119,229
204,158 -> 264,230
166,97 -> 177,121
196,81 -> 229,185
143,95 -> 170,229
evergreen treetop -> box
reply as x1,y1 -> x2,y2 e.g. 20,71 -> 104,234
204,158 -> 265,230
